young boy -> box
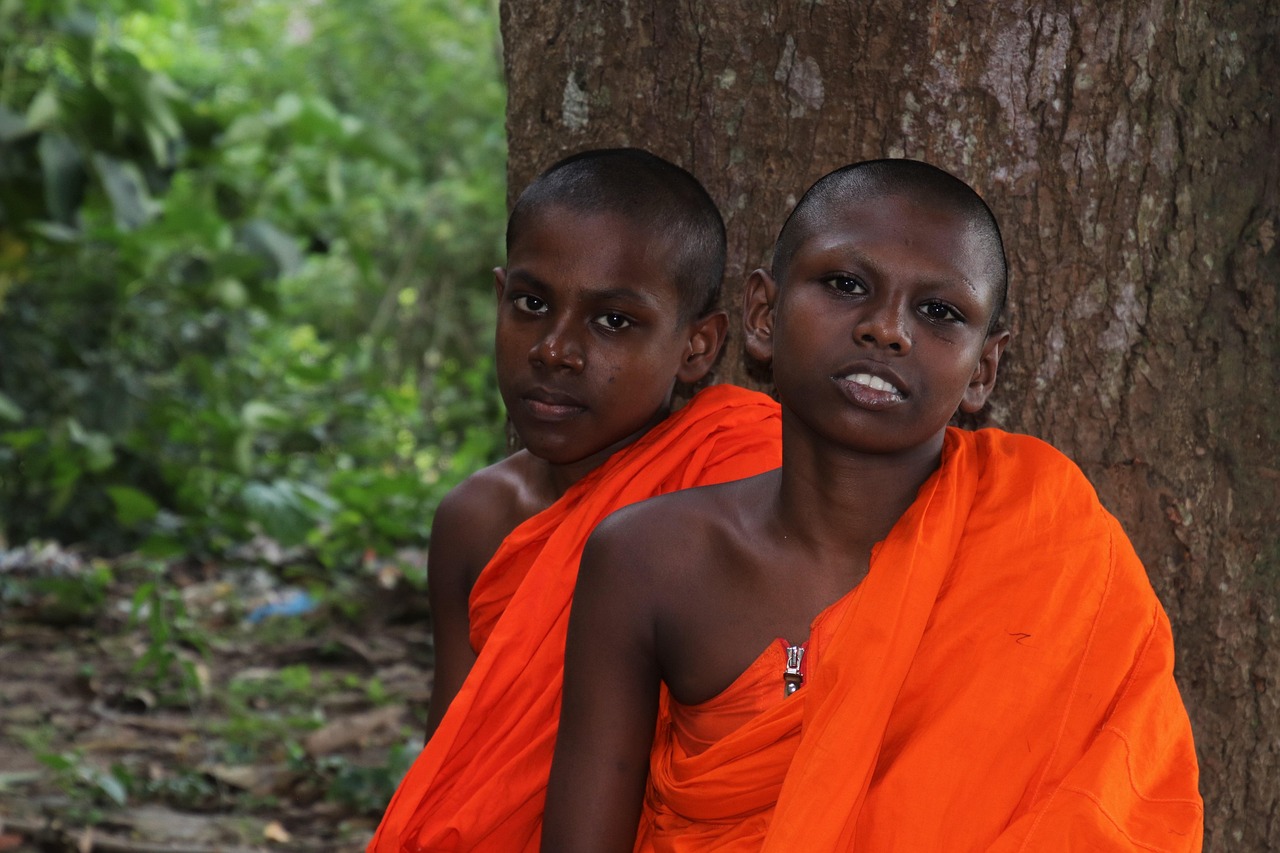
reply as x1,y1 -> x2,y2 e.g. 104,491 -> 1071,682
368,149 -> 782,850
544,159 -> 1203,851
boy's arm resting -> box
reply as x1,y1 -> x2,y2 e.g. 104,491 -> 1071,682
423,485 -> 487,737
991,606 -> 1203,852
986,526 -> 1204,853
543,520 -> 662,853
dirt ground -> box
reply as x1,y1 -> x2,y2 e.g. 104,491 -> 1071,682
0,543 -> 433,852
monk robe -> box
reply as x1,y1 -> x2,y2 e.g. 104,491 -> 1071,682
370,384 -> 782,852
638,427 -> 1203,852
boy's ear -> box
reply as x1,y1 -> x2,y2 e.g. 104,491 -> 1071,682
675,309 -> 729,384
743,268 -> 778,366
493,267 -> 506,301
959,329 -> 1011,414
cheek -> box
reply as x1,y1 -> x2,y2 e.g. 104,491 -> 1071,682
596,359 -> 617,384
494,322 -> 531,356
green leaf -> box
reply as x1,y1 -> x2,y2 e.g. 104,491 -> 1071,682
59,10 -> 98,40
241,479 -> 319,545
141,79 -> 183,166
25,221 -> 81,242
0,391 -> 23,423
241,400 -> 289,430
0,104 -> 28,143
213,277 -> 248,309
38,133 -> 85,226
2,428 -> 45,451
106,485 -> 160,526
0,771 -> 42,792
93,152 -> 158,230
77,763 -> 128,806
233,431 -> 254,475
273,92 -> 304,124
236,219 -> 302,277
24,86 -> 60,132
66,419 -> 115,473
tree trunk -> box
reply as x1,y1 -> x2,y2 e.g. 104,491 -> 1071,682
500,1 -> 1279,847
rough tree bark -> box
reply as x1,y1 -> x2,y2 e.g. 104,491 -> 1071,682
500,1 -> 1278,848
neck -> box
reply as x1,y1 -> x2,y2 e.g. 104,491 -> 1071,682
534,402 -> 675,502
768,412 -> 946,562
542,452 -> 610,499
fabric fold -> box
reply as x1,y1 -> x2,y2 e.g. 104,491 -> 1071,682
370,384 -> 782,852
638,428 -> 1202,852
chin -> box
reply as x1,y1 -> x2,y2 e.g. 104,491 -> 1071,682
521,438 -> 594,466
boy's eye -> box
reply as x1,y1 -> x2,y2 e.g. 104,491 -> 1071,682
921,301 -> 963,322
592,312 -> 633,330
513,295 -> 548,315
824,275 -> 867,295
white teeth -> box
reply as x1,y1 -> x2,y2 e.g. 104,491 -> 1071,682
844,373 -> 902,395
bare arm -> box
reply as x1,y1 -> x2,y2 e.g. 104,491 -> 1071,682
423,485 -> 494,736
543,522 -> 663,853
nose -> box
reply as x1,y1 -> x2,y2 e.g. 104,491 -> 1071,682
529,322 -> 585,372
854,298 -> 911,353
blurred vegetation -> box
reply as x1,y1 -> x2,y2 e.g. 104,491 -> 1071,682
0,0 -> 508,565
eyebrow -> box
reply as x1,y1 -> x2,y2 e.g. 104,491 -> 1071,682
504,268 -> 550,290
589,287 -> 662,308
818,245 -> 981,297
505,269 -> 663,308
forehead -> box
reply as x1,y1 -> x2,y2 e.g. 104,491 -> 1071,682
509,205 -> 680,297
793,192 -> 1000,297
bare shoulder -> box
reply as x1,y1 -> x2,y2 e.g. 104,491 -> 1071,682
440,449 -> 546,516
572,471 -> 786,709
430,450 -> 550,588
582,471 -> 773,597
425,453 -> 552,731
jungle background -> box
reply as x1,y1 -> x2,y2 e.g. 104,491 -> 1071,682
2,0 -> 1277,851
1,0 -> 506,848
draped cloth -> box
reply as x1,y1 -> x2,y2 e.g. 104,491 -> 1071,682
638,428 -> 1203,852
369,385 -> 782,852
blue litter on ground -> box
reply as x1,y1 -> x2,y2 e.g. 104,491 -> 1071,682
246,589 -> 317,623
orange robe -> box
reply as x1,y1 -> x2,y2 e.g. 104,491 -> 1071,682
663,587 -> 857,824
370,384 -> 782,852
638,428 -> 1203,852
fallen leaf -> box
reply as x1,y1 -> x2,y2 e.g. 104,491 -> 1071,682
263,821 -> 291,843
202,762 -> 288,795
304,704 -> 403,755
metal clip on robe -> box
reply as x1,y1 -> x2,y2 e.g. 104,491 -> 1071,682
783,645 -> 805,696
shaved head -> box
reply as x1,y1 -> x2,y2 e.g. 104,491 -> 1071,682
507,148 -> 727,321
772,159 -> 1008,333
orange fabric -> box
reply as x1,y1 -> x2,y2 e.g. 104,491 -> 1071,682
637,428 -> 1203,853
467,534 -> 538,653
369,385 -> 782,852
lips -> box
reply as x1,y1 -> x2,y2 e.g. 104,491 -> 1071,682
520,387 -> 587,421
832,364 -> 908,409
841,372 -> 903,397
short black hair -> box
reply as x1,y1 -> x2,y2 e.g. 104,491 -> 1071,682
771,159 -> 1008,333
507,148 -> 727,321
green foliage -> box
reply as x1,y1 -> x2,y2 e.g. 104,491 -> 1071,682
0,553 -> 113,622
128,564 -> 209,705
17,727 -> 130,822
133,767 -> 228,811
35,751 -> 129,810
220,665 -> 326,762
0,0 -> 508,561
228,663 -> 316,706
315,742 -> 417,814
